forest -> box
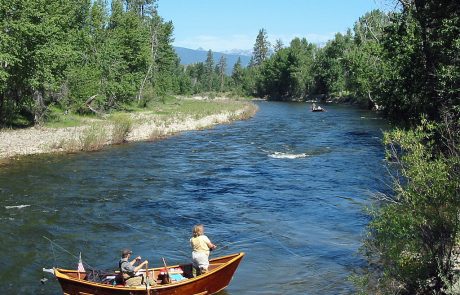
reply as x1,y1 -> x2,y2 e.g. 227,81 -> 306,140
1,0 -> 459,294
0,1 -> 457,127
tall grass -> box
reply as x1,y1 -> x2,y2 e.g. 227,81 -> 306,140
110,113 -> 132,144
152,99 -> 252,119
149,128 -> 167,141
79,124 -> 107,151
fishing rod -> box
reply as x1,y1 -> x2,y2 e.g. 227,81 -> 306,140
214,232 -> 310,260
213,234 -> 271,253
42,236 -> 95,269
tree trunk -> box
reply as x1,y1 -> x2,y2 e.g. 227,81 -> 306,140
85,95 -> 102,115
33,90 -> 45,125
0,91 -> 4,125
138,22 -> 159,103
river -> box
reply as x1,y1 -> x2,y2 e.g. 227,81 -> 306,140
0,101 -> 389,294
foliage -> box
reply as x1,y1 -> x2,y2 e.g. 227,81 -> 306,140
313,31 -> 353,97
375,1 -> 460,122
345,10 -> 389,107
363,116 -> 460,294
252,28 -> 270,67
2,2 -> 457,126
0,0 -> 180,127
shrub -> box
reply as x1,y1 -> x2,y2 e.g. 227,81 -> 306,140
362,118 -> 460,294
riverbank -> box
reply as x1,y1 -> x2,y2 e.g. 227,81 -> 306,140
0,97 -> 258,160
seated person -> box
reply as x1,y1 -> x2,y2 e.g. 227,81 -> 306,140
119,249 -> 155,286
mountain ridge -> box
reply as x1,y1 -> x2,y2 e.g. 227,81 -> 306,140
174,46 -> 251,75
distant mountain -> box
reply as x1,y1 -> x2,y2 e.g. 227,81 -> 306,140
174,46 -> 251,75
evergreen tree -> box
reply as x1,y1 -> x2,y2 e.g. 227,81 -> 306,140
217,55 -> 227,91
204,49 -> 214,91
274,39 -> 284,53
231,57 -> 244,86
252,28 -> 270,66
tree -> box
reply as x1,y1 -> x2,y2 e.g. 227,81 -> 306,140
375,0 -> 460,122
345,10 -> 389,107
252,28 -> 270,66
287,38 -> 316,98
0,0 -> 91,124
313,31 -> 353,97
204,49 -> 214,91
231,57 -> 243,86
254,37 -> 316,99
217,55 -> 227,91
152,19 -> 179,97
274,39 -> 284,53
363,117 -> 460,294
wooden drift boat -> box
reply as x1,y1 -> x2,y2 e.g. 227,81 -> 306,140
311,103 -> 325,112
311,108 -> 324,112
53,252 -> 244,295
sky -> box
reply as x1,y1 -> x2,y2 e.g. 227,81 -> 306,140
157,0 -> 393,53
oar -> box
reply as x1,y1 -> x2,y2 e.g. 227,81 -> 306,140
162,257 -> 171,284
145,261 -> 150,295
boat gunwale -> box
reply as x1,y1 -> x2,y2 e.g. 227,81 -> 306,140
54,252 -> 245,291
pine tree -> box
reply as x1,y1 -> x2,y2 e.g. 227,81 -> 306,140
252,28 -> 270,66
204,49 -> 214,91
274,39 -> 284,53
231,57 -> 244,86
217,55 -> 227,91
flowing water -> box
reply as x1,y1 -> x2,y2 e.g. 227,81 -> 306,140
0,101 -> 389,294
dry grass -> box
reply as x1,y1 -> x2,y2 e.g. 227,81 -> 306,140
53,124 -> 107,152
110,113 -> 132,144
148,128 -> 167,141
79,124 -> 107,151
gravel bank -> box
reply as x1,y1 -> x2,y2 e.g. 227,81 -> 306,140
0,102 -> 257,160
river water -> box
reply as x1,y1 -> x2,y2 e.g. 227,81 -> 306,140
0,101 -> 389,294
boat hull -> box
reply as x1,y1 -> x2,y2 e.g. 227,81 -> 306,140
54,252 -> 244,295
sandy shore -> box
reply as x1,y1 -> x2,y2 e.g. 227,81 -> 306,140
0,100 -> 257,160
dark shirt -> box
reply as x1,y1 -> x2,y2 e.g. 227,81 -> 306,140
119,258 -> 135,277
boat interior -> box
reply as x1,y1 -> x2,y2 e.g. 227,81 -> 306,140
62,262 -> 225,287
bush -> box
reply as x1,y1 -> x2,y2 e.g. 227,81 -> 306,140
362,118 -> 460,294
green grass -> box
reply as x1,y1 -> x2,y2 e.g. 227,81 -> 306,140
147,97 -> 250,119
42,96 -> 255,130
44,107 -> 95,128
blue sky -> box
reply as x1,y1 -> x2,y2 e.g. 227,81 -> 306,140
157,0 -> 392,52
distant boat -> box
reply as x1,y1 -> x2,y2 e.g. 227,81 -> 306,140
311,103 -> 325,112
50,252 -> 244,295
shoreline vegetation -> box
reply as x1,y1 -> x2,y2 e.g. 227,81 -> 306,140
0,96 -> 258,161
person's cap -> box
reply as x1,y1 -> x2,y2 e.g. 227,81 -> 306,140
122,249 -> 132,256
